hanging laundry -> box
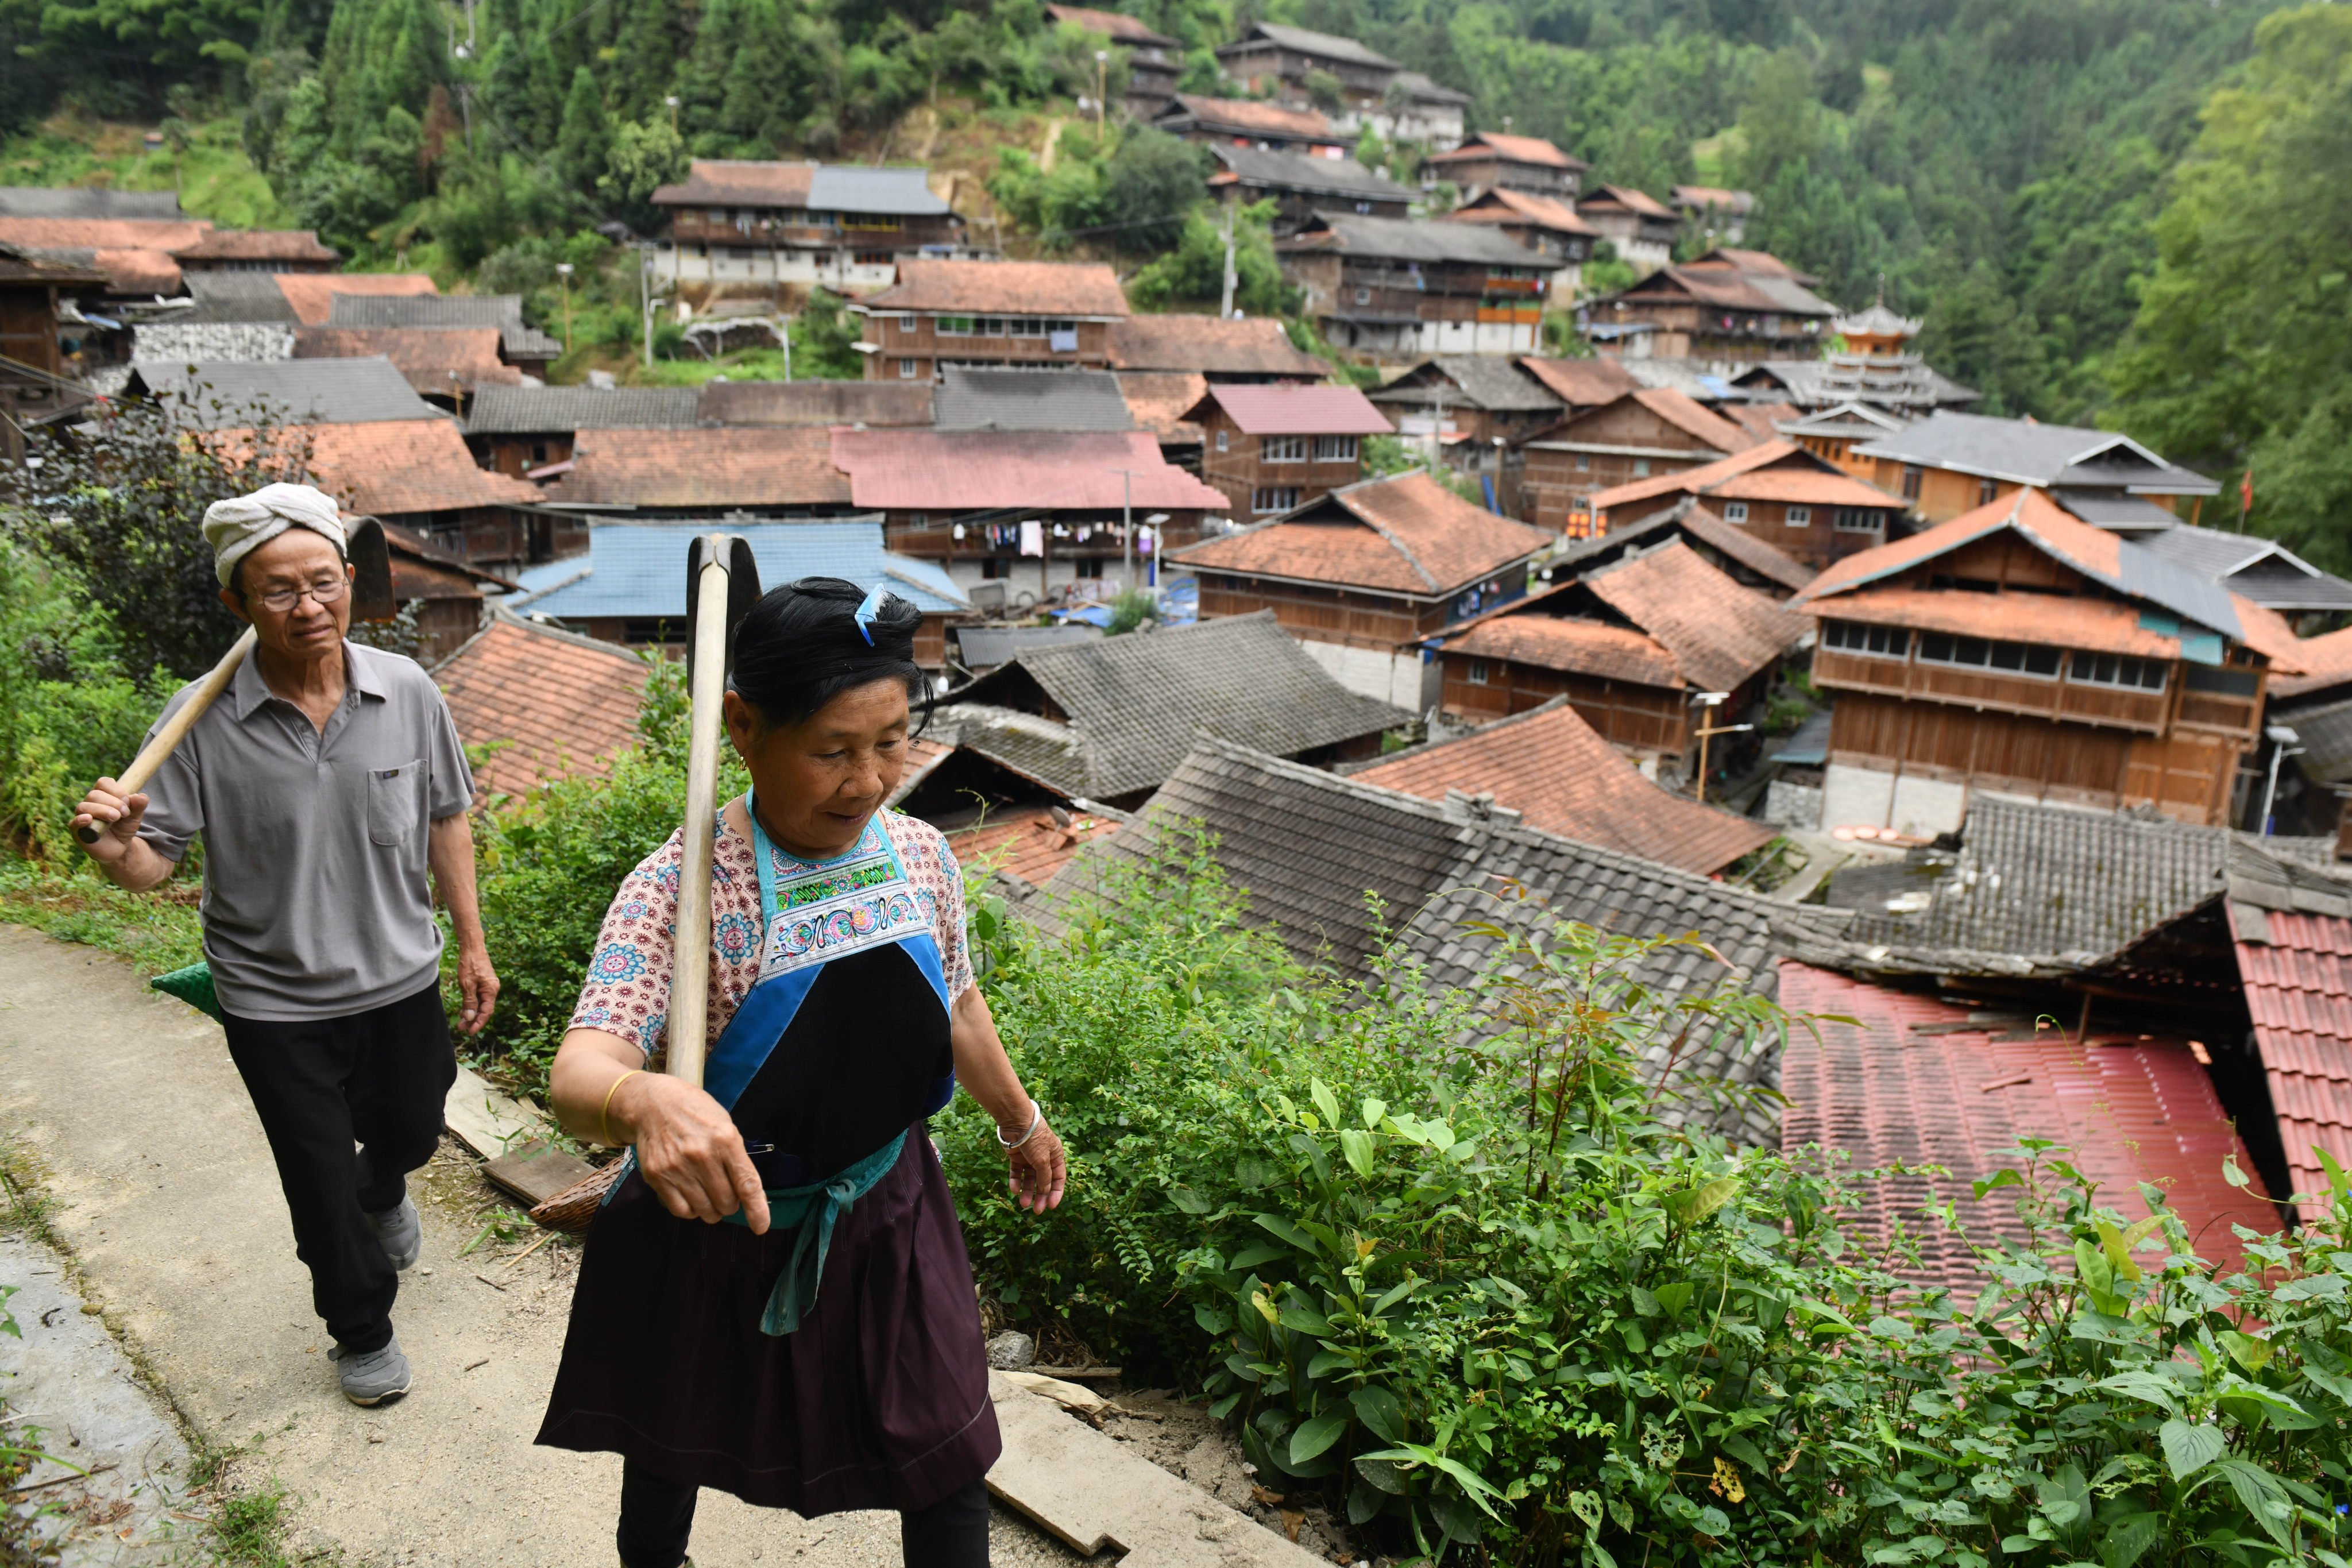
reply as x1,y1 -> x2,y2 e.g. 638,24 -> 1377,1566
1018,520 -> 1044,557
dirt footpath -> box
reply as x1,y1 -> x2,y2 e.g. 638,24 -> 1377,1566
0,925 -> 1085,1567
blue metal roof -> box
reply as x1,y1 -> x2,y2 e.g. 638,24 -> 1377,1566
509,521 -> 970,619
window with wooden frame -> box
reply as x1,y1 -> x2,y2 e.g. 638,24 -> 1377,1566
1722,501 -> 1749,522
1251,486 -> 1300,513
1821,620 -> 1910,659
1918,631 -> 2061,678
2068,651 -> 2166,692
1311,436 -> 1358,462
1785,505 -> 1811,528
1261,436 -> 1308,463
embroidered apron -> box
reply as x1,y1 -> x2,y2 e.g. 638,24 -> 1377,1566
613,799 -> 957,1335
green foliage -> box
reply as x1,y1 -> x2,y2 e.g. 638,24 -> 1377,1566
1361,436 -> 1422,479
791,288 -> 870,380
2107,4 -> 2352,568
1127,200 -> 1289,316
1102,588 -> 1156,635
989,124 -> 1206,253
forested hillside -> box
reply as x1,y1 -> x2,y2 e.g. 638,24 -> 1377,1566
3,0 -> 2345,548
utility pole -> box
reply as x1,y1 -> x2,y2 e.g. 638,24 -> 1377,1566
2262,724 -> 2303,836
556,261 -> 574,353
1113,468 -> 1134,593
640,247 -> 654,369
1689,691 -> 1752,806
666,94 -> 680,136
1094,52 -> 1109,143
1219,203 -> 1237,318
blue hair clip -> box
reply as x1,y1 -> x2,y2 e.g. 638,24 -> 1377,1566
853,585 -> 889,646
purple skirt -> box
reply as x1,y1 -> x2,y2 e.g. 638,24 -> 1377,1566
535,1127 -> 1001,1515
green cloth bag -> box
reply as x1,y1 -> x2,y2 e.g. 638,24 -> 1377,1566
149,961 -> 223,1023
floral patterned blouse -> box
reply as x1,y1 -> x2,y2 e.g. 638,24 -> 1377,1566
569,806 -> 972,1063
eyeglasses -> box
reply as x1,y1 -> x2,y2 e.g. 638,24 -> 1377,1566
252,577 -> 349,615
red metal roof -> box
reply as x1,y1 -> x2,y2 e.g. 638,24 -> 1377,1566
830,428 -> 1226,511
1353,699 -> 1771,874
2233,899 -> 2352,1216
1778,962 -> 2273,1292
1192,383 -> 1393,436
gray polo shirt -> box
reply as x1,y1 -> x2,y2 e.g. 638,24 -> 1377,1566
136,642 -> 474,1021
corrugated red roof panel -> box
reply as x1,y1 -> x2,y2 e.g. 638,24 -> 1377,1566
1779,962 -> 2274,1293
1195,383 -> 1393,437
2231,897 -> 2352,1215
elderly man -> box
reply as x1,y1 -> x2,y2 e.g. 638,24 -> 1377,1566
72,484 -> 497,1408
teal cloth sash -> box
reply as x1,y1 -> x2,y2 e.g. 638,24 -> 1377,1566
723,1129 -> 909,1336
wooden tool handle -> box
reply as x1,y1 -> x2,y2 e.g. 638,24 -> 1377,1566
73,625 -> 259,846
666,555 -> 734,1087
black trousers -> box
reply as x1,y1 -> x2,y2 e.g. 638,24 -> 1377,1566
220,980 -> 455,1354
617,1461 -> 991,1568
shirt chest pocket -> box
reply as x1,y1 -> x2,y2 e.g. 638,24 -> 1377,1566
367,760 -> 426,847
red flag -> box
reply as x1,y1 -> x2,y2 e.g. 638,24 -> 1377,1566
2241,465 -> 2254,517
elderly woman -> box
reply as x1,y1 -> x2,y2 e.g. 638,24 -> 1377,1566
538,578 -> 1067,1568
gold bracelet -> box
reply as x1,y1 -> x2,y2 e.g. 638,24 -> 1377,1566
600,1069 -> 642,1148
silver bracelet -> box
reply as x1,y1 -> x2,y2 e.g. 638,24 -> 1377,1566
997,1100 -> 1044,1150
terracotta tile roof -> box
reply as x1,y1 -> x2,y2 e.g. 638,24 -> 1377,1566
1812,587 -> 2183,658
0,216 -> 211,251
1590,437 -> 1893,514
1104,314 -> 1324,375
1582,183 -> 1675,219
1443,615 -> 1683,687
1723,401 -> 1798,442
172,229 -> 338,263
272,272 -> 438,325
1778,962 -> 2269,1292
1516,355 -> 1640,408
696,380 -> 933,427
1165,94 -> 1338,141
88,248 -> 180,294
433,611 -> 648,800
1189,383 -> 1392,436
650,159 -> 813,206
1445,186 -> 1597,236
1676,503 -> 1814,592
1424,130 -> 1584,170
295,418 -> 545,517
549,426 -> 851,508
1555,498 -> 1816,596
1175,471 -> 1551,598
943,803 -> 1125,889
2274,625 -> 2352,700
293,326 -> 522,393
1706,466 -> 1901,505
1695,246 -> 1804,279
1353,698 -> 1772,874
1633,386 -> 1756,452
1796,489 -> 2280,664
862,259 -> 1129,318
829,428 -> 1225,511
1582,540 -> 1806,690
1118,372 -> 1208,440
1045,3 -> 1177,45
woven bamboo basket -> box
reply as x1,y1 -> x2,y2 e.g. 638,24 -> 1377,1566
530,1160 -> 624,1233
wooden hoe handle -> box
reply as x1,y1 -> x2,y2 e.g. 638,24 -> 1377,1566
73,625 -> 260,846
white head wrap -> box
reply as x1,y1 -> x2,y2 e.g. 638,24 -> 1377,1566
202,483 -> 349,588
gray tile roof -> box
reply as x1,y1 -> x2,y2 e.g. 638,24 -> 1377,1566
1737,356 -> 1978,412
1392,69 -> 1469,105
1369,355 -> 1561,413
0,187 -> 185,219
2126,524 -> 2352,613
2278,693 -> 2352,786
1052,737 -> 1851,1142
126,356 -> 444,427
697,380 -> 936,426
804,164 -> 952,217
2048,489 -> 2184,528
933,366 -> 1134,432
1853,410 -> 2217,494
1840,795 -> 2345,963
1283,213 -> 1543,267
167,271 -> 300,325
1230,21 -> 1397,69
952,623 -> 1104,671
326,293 -> 563,357
464,384 -> 703,434
947,611 -> 1407,800
1209,145 -> 1413,204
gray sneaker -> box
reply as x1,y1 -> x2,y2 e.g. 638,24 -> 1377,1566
366,1195 -> 420,1270
330,1335 -> 412,1406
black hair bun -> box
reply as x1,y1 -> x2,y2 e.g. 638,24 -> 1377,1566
729,576 -> 926,728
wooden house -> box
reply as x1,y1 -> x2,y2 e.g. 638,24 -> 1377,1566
1187,382 -> 1395,517
1276,213 -> 1549,360
849,260 -> 1129,381
1586,438 -> 1906,571
1791,489 -> 2308,833
650,161 -> 970,296
1579,248 -> 1839,364
1438,540 -> 1806,781
1104,314 -> 1327,380
1849,409 -> 2219,526
1518,387 -> 1756,537
0,242 -> 107,459
1442,187 -> 1597,302
1543,496 -> 1814,601
1045,4 -> 1181,118
1207,145 -> 1412,236
1422,131 -> 1586,199
1172,470 -> 1551,708
1151,94 -> 1349,157
1573,185 -> 1679,275
1211,23 -> 1466,146
1669,186 -> 1753,245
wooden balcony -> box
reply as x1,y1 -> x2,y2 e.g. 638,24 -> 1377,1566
1813,647 -> 2172,734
